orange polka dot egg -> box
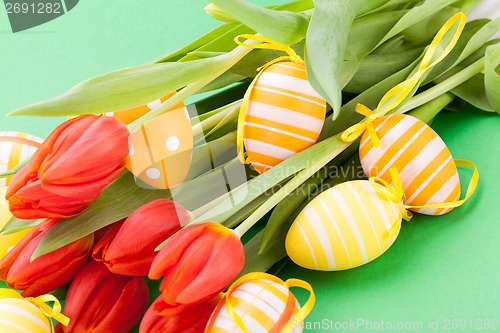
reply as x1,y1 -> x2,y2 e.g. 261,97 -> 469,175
243,61 -> 327,174
124,92 -> 193,189
205,276 -> 303,333
0,131 -> 43,187
360,114 -> 460,215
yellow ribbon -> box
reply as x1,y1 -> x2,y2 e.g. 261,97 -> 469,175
371,160 -> 479,223
341,12 -> 467,147
224,272 -> 315,333
0,289 -> 70,332
234,34 -> 305,163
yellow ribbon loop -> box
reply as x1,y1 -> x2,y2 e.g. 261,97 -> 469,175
404,159 -> 479,212
234,34 -> 304,164
0,289 -> 70,332
224,272 -> 315,333
341,12 -> 466,146
370,168 -> 413,221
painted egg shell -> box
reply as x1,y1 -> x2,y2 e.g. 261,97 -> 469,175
0,131 -> 43,186
126,102 -> 193,189
359,114 -> 460,215
205,278 -> 303,333
0,298 -> 51,333
286,180 -> 402,271
104,91 -> 177,125
0,187 -> 33,260
243,61 -> 326,174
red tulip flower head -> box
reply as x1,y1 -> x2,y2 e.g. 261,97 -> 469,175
0,219 -> 94,297
149,222 -> 245,306
139,294 -> 222,333
93,198 -> 191,276
60,261 -> 149,333
6,115 -> 129,219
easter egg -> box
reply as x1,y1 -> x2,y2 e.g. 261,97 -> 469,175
286,180 -> 402,271
205,277 -> 303,333
104,91 -> 178,125
0,298 -> 51,333
0,187 -> 33,260
359,114 -> 460,215
0,132 -> 43,186
243,61 -> 326,174
126,94 -> 193,189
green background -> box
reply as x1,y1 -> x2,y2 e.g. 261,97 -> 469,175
1,1 -> 499,332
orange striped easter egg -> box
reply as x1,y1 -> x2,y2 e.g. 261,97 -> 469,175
286,180 -> 402,271
243,61 -> 326,174
104,91 -> 177,125
126,94 -> 193,189
0,132 -> 43,187
205,277 -> 303,333
0,298 -> 51,333
359,114 -> 460,215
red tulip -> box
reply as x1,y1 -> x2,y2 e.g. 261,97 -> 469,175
0,219 -> 93,297
6,115 -> 130,219
149,222 -> 244,306
93,199 -> 191,276
60,261 -> 149,333
139,294 -> 223,333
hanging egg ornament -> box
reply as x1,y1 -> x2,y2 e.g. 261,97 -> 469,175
104,91 -> 176,125
243,61 -> 327,174
359,114 -> 460,215
0,187 -> 33,260
0,131 -> 43,186
286,179 -> 402,271
205,275 -> 305,333
0,298 -> 51,333
126,92 -> 193,189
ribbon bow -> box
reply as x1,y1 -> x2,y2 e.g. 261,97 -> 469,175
224,272 -> 315,333
0,288 -> 70,332
234,34 -> 304,163
371,160 -> 479,227
341,12 -> 466,147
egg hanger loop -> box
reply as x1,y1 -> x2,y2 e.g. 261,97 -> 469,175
0,288 -> 70,333
370,160 -> 479,221
341,12 -> 466,147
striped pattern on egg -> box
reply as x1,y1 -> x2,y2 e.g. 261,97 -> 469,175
205,278 -> 303,333
243,61 -> 326,174
104,91 -> 177,125
126,98 -> 193,189
286,180 -> 402,271
359,114 -> 460,215
0,132 -> 43,187
0,298 -> 51,333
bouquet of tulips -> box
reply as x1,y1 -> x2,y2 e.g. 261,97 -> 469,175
1,0 -> 499,332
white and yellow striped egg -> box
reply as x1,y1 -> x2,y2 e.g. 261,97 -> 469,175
205,278 -> 303,333
126,93 -> 193,189
360,114 -> 460,215
0,187 -> 33,260
0,132 -> 43,187
0,298 -> 51,333
243,61 -> 326,174
286,180 -> 402,271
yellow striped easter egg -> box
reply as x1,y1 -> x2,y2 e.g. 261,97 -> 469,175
359,114 -> 460,215
0,298 -> 51,333
243,61 -> 326,174
126,94 -> 193,189
0,187 -> 33,260
286,180 -> 402,271
205,278 -> 303,333
0,132 -> 43,187
104,91 -> 177,125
